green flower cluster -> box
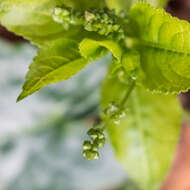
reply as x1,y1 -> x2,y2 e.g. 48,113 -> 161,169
104,102 -> 126,125
83,123 -> 106,160
84,9 -> 124,38
53,6 -> 83,29
83,101 -> 127,160
53,6 -> 125,39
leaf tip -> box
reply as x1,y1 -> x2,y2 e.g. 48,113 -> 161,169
16,92 -> 26,103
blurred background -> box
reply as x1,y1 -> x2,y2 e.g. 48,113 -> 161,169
0,0 -> 190,190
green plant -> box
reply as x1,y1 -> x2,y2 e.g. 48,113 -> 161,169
0,0 -> 189,189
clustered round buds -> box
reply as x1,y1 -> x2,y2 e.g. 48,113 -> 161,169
83,101 -> 127,160
83,123 -> 106,160
53,6 -> 83,29
84,8 -> 124,38
83,149 -> 99,160
52,6 -> 125,40
104,102 -> 126,125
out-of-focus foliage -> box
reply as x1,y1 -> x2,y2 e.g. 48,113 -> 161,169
0,41 -> 129,190
101,73 -> 182,190
0,121 -> 126,190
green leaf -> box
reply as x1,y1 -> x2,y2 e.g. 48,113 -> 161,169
128,2 -> 190,94
79,38 -> 123,62
121,49 -> 141,80
106,49 -> 141,83
0,0 -> 101,46
101,74 -> 182,190
0,0 -> 63,45
60,0 -> 105,10
17,39 -> 89,101
139,47 -> 190,94
105,0 -> 168,13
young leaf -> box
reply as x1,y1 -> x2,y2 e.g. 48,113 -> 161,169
79,38 -> 123,62
17,39 -> 88,101
128,2 -> 190,94
101,74 -> 182,190
105,0 -> 168,13
139,47 -> 190,94
121,49 -> 141,80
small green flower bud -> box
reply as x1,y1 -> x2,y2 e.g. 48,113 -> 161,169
87,128 -> 98,140
54,7 -> 63,15
84,23 -> 94,31
99,28 -> 106,35
95,137 -> 106,148
83,150 -> 99,160
83,8 -> 124,37
53,6 -> 83,28
104,102 -> 119,116
97,130 -> 105,139
53,9 -> 66,23
85,11 -> 95,21
113,110 -> 126,120
119,111 -> 126,119
92,143 -> 99,151
83,141 -> 92,150
113,119 -> 120,125
62,9 -> 70,16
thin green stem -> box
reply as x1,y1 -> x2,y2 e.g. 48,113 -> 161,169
120,80 -> 136,108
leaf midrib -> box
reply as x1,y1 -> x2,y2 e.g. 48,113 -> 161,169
143,40 -> 190,56
132,89 -> 152,190
19,57 -> 85,100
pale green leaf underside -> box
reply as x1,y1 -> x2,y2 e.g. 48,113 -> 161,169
0,0 -> 99,46
0,0 -> 67,46
79,38 -> 122,62
129,2 -> 190,93
17,39 -> 88,101
101,74 -> 182,190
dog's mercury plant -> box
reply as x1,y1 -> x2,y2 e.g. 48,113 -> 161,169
0,0 -> 189,189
